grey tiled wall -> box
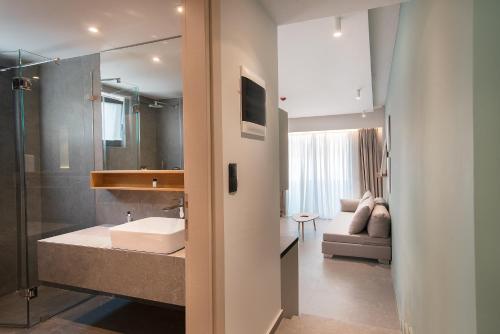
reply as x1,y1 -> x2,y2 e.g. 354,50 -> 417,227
95,190 -> 183,225
157,98 -> 184,170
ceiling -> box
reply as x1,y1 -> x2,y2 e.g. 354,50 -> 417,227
0,0 -> 183,99
278,12 -> 374,118
0,0 -> 182,59
101,38 -> 182,100
260,0 -> 405,25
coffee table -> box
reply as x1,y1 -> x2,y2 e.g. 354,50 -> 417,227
292,213 -> 320,240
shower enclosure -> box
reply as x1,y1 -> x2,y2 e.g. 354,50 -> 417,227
0,50 -> 98,327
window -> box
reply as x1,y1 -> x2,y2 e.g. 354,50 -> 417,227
102,94 -> 125,147
287,130 -> 360,218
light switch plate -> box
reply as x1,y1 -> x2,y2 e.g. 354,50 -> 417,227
25,154 -> 35,173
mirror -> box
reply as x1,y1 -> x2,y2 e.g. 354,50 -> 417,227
99,37 -> 183,170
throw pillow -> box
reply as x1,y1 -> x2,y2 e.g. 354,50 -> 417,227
349,196 -> 375,234
367,204 -> 391,238
340,199 -> 360,212
374,197 -> 389,209
361,191 -> 373,201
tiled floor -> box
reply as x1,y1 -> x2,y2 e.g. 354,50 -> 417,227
0,286 -> 91,327
1,218 -> 398,334
0,296 -> 184,334
277,314 -> 400,334
280,217 -> 400,331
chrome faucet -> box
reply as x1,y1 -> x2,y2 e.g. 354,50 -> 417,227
162,197 -> 185,219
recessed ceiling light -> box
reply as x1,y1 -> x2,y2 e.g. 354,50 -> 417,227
361,112 -> 367,118
333,17 -> 342,38
88,26 -> 99,34
152,56 -> 161,63
176,5 -> 184,13
32,76 -> 39,80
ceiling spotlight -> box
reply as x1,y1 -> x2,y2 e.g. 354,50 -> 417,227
32,76 -> 40,80
333,17 -> 342,38
361,112 -> 367,118
356,88 -> 361,100
88,26 -> 99,34
152,56 -> 161,63
176,5 -> 184,13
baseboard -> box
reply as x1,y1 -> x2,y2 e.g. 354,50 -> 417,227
266,309 -> 284,334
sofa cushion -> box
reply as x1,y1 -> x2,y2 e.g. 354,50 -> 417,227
348,196 -> 374,234
323,212 -> 391,246
367,205 -> 391,238
340,199 -> 360,212
361,191 -> 372,201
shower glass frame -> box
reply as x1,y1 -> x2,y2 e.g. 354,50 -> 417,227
0,50 -> 96,328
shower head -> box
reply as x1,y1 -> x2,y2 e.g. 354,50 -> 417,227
148,101 -> 166,109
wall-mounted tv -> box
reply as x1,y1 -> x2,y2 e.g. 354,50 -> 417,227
240,66 -> 266,138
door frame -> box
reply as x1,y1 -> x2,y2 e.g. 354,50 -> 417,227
183,0 -> 214,333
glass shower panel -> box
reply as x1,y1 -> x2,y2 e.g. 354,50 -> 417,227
0,51 -> 28,327
21,52 -> 97,326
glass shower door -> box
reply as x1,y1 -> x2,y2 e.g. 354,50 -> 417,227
0,50 -> 29,328
0,50 -> 98,328
22,52 -> 97,326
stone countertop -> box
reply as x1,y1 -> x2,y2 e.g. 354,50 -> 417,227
38,224 -> 185,258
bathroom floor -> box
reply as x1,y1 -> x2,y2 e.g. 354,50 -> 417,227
0,296 -> 185,334
279,217 -> 400,332
0,286 -> 91,327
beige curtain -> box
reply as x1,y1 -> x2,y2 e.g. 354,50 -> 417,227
358,128 -> 383,197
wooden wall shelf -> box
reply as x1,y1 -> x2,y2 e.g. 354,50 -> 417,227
90,170 -> 184,192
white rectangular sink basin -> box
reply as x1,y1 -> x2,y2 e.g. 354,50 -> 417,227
109,217 -> 185,254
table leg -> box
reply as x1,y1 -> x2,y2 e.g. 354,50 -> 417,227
313,219 -> 316,231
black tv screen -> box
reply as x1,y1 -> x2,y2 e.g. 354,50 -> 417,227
241,76 -> 266,127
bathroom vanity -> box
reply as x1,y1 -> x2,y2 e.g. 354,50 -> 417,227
53,35 -> 188,307
37,224 -> 185,306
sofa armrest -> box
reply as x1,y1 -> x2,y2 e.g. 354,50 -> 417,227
340,199 -> 360,212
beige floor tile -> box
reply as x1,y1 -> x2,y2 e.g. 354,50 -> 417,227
281,217 -> 400,331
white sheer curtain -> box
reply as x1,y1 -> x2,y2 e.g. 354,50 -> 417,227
287,130 -> 360,219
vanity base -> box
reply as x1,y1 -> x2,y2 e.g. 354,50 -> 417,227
38,225 -> 185,306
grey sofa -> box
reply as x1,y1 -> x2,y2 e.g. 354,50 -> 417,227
322,200 -> 392,263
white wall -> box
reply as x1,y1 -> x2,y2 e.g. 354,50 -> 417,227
212,0 -> 281,333
386,0 -> 476,333
288,109 -> 385,133
368,4 -> 400,108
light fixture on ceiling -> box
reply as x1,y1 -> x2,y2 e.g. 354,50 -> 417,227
32,76 -> 40,80
356,88 -> 361,100
361,111 -> 367,118
88,26 -> 99,34
152,56 -> 161,63
333,17 -> 342,38
176,5 -> 184,13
